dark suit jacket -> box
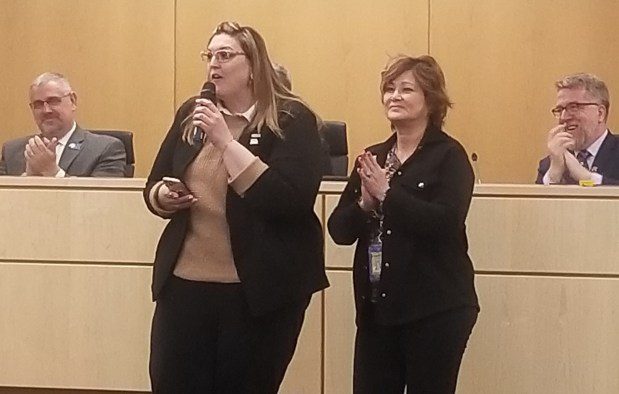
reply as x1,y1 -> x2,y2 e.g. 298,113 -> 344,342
327,127 -> 479,327
143,98 -> 329,316
536,131 -> 619,185
0,126 -> 126,177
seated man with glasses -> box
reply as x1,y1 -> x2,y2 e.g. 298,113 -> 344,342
536,73 -> 619,185
0,72 -> 126,177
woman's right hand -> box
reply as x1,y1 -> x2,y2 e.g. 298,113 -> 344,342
357,152 -> 389,209
156,183 -> 197,212
357,180 -> 378,212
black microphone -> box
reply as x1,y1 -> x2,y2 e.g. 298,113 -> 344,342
471,152 -> 482,184
193,82 -> 217,142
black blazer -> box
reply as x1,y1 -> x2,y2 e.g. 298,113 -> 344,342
328,127 -> 479,327
536,131 -> 619,185
144,98 -> 329,316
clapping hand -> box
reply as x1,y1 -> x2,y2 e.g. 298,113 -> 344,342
24,135 -> 60,176
357,151 -> 389,204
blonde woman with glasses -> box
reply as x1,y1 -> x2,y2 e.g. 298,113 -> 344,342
144,21 -> 328,393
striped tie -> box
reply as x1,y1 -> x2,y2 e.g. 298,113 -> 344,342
576,150 -> 591,170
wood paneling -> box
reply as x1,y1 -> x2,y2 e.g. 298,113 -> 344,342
324,195 -> 355,269
0,0 -> 175,177
467,194 -> 619,274
458,275 -> 619,394
323,271 -> 355,394
2,1 -> 619,182
430,0 -> 619,183
0,178 -> 165,264
0,263 -> 153,390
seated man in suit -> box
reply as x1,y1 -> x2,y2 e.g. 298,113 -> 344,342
0,72 -> 126,177
536,73 -> 619,185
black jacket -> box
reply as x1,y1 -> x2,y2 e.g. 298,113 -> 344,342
328,126 -> 479,326
536,131 -> 619,185
144,98 -> 329,316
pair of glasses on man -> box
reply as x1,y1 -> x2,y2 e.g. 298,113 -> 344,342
550,102 -> 600,118
200,49 -> 246,63
29,93 -> 71,110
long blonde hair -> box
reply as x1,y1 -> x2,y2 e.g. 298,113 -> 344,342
182,21 -> 311,143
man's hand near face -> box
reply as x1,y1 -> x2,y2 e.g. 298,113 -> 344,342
546,125 -> 574,183
24,135 -> 60,176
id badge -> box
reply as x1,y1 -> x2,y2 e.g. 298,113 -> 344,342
368,241 -> 382,284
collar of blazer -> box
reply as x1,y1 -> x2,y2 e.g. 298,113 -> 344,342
591,130 -> 617,173
58,126 -> 86,170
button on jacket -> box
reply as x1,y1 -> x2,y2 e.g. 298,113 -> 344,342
328,126 -> 479,327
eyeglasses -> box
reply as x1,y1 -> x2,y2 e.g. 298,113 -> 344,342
551,102 -> 600,118
200,49 -> 246,63
29,93 -> 71,110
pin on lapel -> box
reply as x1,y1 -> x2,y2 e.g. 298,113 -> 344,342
67,142 -> 81,150
249,133 -> 261,146
591,166 -> 598,172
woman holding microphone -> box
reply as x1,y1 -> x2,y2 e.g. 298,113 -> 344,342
144,21 -> 328,393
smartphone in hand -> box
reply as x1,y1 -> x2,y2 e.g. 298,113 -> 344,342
162,177 -> 191,196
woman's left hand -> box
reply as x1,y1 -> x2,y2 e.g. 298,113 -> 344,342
358,151 -> 390,202
193,98 -> 233,150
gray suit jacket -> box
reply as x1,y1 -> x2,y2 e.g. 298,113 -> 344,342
0,126 -> 126,177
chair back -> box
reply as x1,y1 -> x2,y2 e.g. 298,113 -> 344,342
321,121 -> 348,177
91,130 -> 135,177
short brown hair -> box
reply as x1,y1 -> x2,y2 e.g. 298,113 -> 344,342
556,73 -> 610,120
380,55 -> 452,128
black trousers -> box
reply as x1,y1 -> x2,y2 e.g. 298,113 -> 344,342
149,275 -> 309,394
353,306 -> 478,394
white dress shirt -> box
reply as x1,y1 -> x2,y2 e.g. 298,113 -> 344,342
53,122 -> 77,177
542,129 -> 608,185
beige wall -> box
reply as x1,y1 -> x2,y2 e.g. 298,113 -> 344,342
0,0 -> 176,177
1,1 -> 618,181
430,0 -> 619,183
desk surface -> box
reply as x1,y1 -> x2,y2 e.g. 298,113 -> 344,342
2,176 -> 619,197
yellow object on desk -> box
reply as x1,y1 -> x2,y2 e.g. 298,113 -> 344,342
579,179 -> 596,187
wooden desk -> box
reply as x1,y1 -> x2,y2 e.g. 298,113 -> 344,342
1,178 -> 618,393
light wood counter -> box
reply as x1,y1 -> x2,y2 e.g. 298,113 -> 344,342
1,178 -> 618,393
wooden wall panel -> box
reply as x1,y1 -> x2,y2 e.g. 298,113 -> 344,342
324,195 -> 355,269
430,0 -> 619,183
458,275 -> 619,394
3,1 -> 619,182
0,0 -> 175,177
324,271 -> 355,394
0,263 -> 153,390
1,180 -> 619,392
467,195 -> 619,274
0,180 -> 166,264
